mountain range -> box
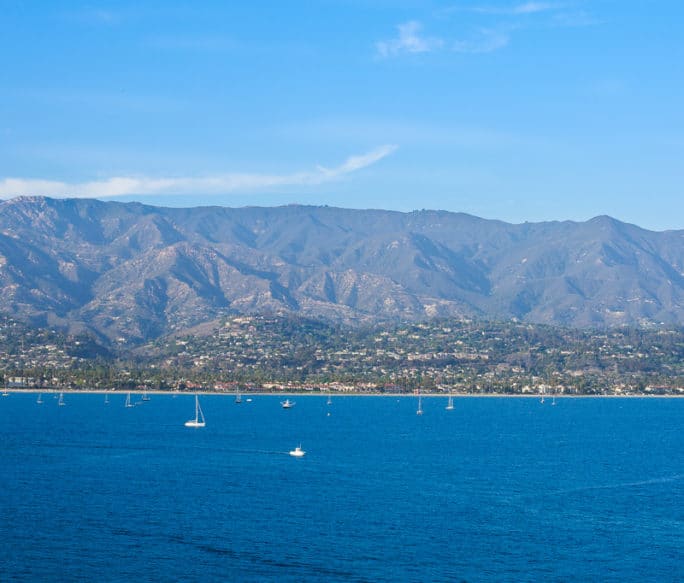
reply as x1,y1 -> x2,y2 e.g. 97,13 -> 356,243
0,196 -> 682,344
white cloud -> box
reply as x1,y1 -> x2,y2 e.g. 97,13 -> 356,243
510,2 -> 558,14
469,2 -> 561,15
453,29 -> 510,53
0,145 -> 398,200
376,21 -> 444,58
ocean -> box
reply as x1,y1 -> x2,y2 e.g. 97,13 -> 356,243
1,394 -> 682,582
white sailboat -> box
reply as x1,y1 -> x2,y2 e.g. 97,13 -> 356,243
104,392 -> 109,405
445,394 -> 454,410
36,393 -> 43,404
58,392 -> 65,406
416,393 -> 424,415
185,394 -> 206,428
125,392 -> 134,408
235,390 -> 242,404
141,389 -> 151,402
281,399 -> 296,409
326,392 -> 332,405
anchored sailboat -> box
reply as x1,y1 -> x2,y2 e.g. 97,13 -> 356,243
36,393 -> 43,404
185,394 -> 206,428
125,393 -> 134,408
416,393 -> 423,415
58,392 -> 65,406
445,394 -> 454,410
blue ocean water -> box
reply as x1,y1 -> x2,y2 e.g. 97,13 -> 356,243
0,394 -> 682,582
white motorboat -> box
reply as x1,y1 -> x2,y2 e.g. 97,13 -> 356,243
289,445 -> 305,457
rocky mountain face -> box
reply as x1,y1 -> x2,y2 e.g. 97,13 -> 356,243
1,196 -> 682,344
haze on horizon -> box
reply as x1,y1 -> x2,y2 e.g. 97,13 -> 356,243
1,1 -> 682,231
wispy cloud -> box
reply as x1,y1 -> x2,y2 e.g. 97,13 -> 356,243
376,21 -> 444,58
453,29 -> 510,53
477,2 -> 561,15
0,146 -> 398,200
377,21 -> 510,57
67,8 -> 123,26
145,35 -> 239,52
450,2 -> 599,26
451,2 -> 561,16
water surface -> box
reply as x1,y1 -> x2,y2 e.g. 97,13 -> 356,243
1,394 -> 682,581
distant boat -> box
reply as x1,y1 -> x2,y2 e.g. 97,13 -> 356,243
326,392 -> 332,405
185,394 -> 206,428
289,445 -> 306,457
104,393 -> 109,405
2,382 -> 8,397
246,398 -> 253,403
141,390 -> 151,402
281,399 -> 296,409
58,392 -> 65,406
235,391 -> 242,404
125,393 -> 134,408
445,394 -> 454,410
416,394 -> 423,415
36,393 -> 43,404
551,394 -> 557,406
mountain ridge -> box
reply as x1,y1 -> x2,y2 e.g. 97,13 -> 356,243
1,196 -> 682,344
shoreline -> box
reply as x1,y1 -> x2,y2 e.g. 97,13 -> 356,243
2,389 -> 682,398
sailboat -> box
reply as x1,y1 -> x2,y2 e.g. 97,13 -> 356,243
104,392 -> 109,405
235,390 -> 242,404
185,394 -> 206,428
141,389 -> 151,402
36,393 -> 43,404
125,392 -> 134,408
551,393 -> 557,406
2,381 -> 9,397
58,392 -> 65,406
416,393 -> 424,415
445,394 -> 454,410
540,387 -> 545,404
326,392 -> 332,406
281,399 -> 296,409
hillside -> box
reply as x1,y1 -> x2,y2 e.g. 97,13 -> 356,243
1,196 -> 683,343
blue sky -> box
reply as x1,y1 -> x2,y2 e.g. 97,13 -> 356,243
1,1 -> 682,230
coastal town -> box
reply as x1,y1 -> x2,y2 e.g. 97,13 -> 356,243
1,314 -> 682,396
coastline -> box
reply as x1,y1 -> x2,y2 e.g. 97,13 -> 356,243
3,389 -> 682,398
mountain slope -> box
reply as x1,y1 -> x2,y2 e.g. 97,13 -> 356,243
1,196 -> 682,343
